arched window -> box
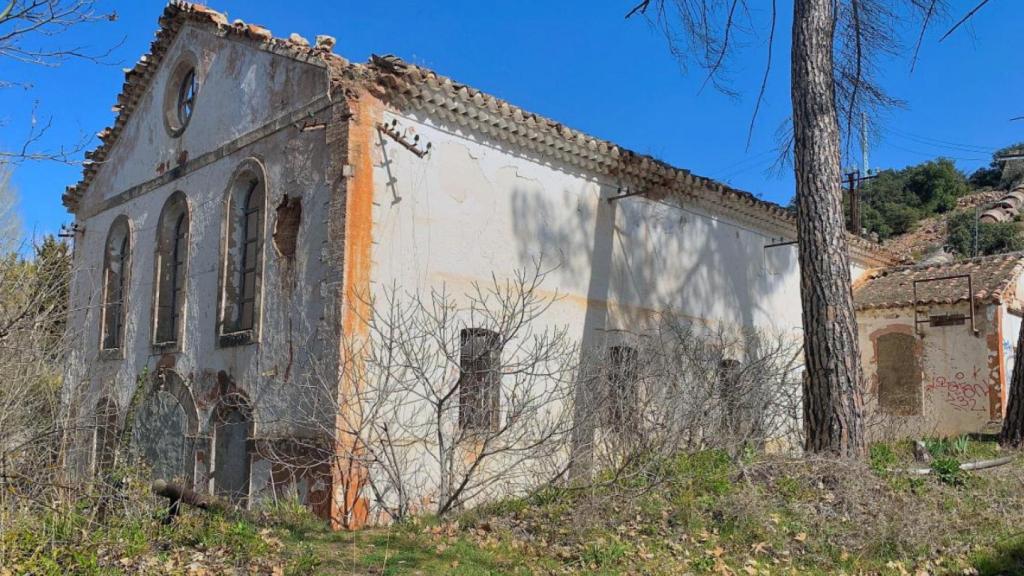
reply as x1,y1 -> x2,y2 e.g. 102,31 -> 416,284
238,183 -> 261,331
132,370 -> 199,483
220,164 -> 265,344
154,193 -> 189,346
101,217 -> 131,351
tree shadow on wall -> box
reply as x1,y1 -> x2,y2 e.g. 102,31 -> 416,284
508,176 -> 794,350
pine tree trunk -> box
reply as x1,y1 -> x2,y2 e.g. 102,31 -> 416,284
999,319 -> 1024,446
791,0 -> 866,457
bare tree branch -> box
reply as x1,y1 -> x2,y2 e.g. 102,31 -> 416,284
939,0 -> 991,42
745,0 -> 775,150
909,0 -> 938,72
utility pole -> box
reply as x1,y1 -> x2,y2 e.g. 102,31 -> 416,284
848,170 -> 860,234
842,169 -> 877,235
861,112 -> 870,176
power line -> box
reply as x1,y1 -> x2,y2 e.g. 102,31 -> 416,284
884,141 -> 986,163
885,127 -> 995,154
706,147 -> 778,176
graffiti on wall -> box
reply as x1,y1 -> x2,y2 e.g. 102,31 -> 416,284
925,370 -> 988,412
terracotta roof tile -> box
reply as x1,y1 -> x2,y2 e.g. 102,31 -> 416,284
854,252 -> 1024,310
978,185 -> 1024,223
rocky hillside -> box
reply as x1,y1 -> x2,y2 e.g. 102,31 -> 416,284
881,189 -> 1002,261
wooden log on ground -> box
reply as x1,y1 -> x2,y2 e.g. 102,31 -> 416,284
152,479 -> 226,512
898,456 -> 1015,476
152,479 -> 238,523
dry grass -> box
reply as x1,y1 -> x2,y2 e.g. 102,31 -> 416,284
325,441 -> 1024,575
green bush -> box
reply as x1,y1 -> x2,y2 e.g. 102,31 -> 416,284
931,457 -> 966,487
946,210 -> 1024,257
869,443 -> 899,474
858,158 -> 970,239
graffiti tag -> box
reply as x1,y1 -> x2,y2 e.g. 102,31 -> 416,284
925,372 -> 987,412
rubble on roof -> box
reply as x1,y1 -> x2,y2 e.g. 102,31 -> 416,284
978,185 -> 1024,223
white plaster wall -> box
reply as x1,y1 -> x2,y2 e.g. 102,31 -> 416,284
1000,273 -> 1024,405
370,109 -> 816,340
1002,307 -> 1020,405
358,107 -> 885,512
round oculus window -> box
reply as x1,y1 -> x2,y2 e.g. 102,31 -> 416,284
164,61 -> 198,136
177,68 -> 196,128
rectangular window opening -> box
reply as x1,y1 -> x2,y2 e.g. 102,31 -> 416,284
459,328 -> 501,432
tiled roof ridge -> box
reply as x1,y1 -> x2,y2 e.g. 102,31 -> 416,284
63,3 -> 900,266
361,53 -> 898,264
874,250 -> 1024,274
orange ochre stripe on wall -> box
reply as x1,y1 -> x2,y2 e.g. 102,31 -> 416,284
333,91 -> 381,529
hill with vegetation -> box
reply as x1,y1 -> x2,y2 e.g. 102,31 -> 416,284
855,143 -> 1024,261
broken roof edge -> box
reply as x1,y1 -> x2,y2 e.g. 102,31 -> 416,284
853,251 -> 1024,311
63,2 -> 899,267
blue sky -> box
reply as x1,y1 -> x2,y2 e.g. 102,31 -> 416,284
1,1 -> 1021,240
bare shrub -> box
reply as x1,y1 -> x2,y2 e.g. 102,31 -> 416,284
274,262 -> 580,525
0,236 -> 78,517
574,318 -> 804,487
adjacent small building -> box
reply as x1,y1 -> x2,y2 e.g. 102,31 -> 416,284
854,253 -> 1024,439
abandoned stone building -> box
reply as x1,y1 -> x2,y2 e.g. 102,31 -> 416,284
854,253 -> 1024,439
62,2 -> 911,527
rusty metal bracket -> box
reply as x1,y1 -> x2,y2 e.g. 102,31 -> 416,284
377,119 -> 432,158
607,186 -> 650,203
764,239 -> 798,250
912,273 -> 978,336
58,222 -> 83,239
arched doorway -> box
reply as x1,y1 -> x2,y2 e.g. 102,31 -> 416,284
212,394 -> 252,504
132,370 -> 199,482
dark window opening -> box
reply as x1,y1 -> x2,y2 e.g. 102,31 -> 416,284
94,397 -> 118,476
213,400 -> 251,504
236,181 -> 261,332
929,314 -> 966,327
605,345 -> 639,429
876,332 -> 922,416
718,358 -> 742,434
156,207 -> 188,344
459,328 -> 501,432
221,175 -> 264,341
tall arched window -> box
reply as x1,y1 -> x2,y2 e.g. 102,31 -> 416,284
238,182 -> 261,331
101,217 -> 131,351
154,192 -> 190,346
220,162 -> 266,344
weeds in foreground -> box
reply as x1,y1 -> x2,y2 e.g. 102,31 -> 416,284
3,441 -> 1023,575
